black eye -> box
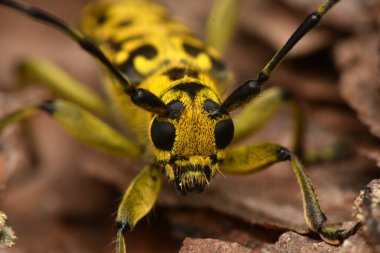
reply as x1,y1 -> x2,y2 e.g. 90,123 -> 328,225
215,119 -> 234,149
151,118 -> 176,150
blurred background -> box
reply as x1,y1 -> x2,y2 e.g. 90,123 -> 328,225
0,0 -> 379,252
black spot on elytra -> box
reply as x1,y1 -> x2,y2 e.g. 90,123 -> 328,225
164,67 -> 199,81
117,19 -> 133,27
182,42 -> 227,79
96,14 -> 107,25
183,42 -> 203,57
172,82 -> 205,100
210,56 -> 226,73
107,40 -> 122,51
106,35 -> 145,52
118,44 -> 158,84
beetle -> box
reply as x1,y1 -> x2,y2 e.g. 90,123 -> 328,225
0,0 -> 361,252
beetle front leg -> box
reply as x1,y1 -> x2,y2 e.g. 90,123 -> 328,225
116,164 -> 162,253
220,143 -> 361,244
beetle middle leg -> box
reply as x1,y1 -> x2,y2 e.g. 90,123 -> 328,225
0,99 -> 141,157
14,57 -> 108,115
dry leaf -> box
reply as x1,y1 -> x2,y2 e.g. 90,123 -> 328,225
180,238 -> 254,253
336,34 -> 380,140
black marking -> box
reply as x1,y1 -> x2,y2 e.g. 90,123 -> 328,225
96,14 -> 107,25
195,184 -> 206,193
39,101 -> 56,115
175,183 -> 187,195
279,89 -> 293,101
203,99 -> 222,118
276,147 -> 292,161
210,56 -> 227,73
214,119 -> 234,149
154,158 -> 169,167
173,167 -> 185,195
107,35 -> 145,52
117,19 -> 133,27
151,174 -> 158,182
131,44 -> 157,58
151,118 -> 176,151
180,59 -> 189,65
167,100 -> 184,119
204,166 -> 211,181
117,221 -> 131,234
183,42 -> 226,74
173,165 -> 208,194
210,154 -> 218,165
118,44 -> 158,84
169,155 -> 189,165
122,34 -> 145,43
258,72 -> 269,83
203,99 -> 219,112
172,82 -> 206,100
164,67 -> 199,81
160,12 -> 176,23
183,42 -> 203,57
107,40 -> 122,51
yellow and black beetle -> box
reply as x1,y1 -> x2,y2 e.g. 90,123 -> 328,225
0,0 -> 361,252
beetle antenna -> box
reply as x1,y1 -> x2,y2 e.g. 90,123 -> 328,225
221,0 -> 340,112
0,0 -> 168,115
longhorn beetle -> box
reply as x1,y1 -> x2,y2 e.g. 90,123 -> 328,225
0,0 -> 361,252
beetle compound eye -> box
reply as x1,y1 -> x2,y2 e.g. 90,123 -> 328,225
214,119 -> 234,149
151,118 -> 176,150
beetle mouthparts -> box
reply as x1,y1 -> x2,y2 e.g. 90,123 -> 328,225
173,166 -> 213,195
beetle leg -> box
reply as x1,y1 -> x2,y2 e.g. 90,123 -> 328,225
220,142 -> 361,244
116,164 -> 162,253
15,57 -> 108,115
1,99 -> 141,157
